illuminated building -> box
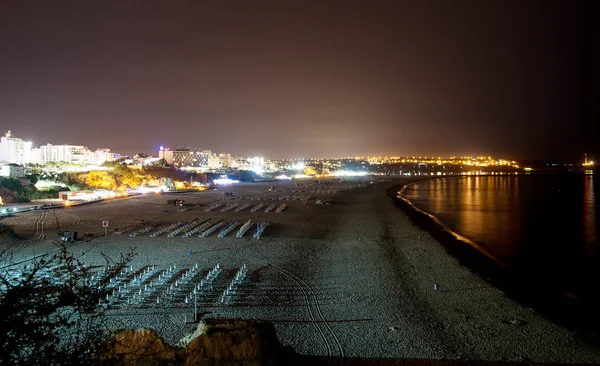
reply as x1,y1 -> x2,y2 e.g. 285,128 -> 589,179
218,153 -> 232,168
0,163 -> 25,178
28,148 -> 41,164
162,148 -> 216,169
90,149 -> 115,166
0,130 -> 32,164
158,146 -> 173,165
247,157 -> 265,174
217,153 -> 252,170
207,154 -> 221,169
229,155 -> 246,169
39,144 -> 90,164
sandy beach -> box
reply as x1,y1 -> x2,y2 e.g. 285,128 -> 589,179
2,177 -> 600,363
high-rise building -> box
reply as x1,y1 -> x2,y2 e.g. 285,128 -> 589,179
0,130 -> 32,164
158,147 -> 218,169
175,149 -> 211,168
39,144 -> 90,164
27,148 -> 41,165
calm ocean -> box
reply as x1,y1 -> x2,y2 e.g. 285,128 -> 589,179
400,175 -> 599,305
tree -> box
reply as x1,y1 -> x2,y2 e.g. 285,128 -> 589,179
25,174 -> 38,184
0,177 -> 23,192
55,173 -> 86,191
230,170 -> 256,182
303,166 -> 318,176
109,165 -> 141,190
86,171 -> 118,190
154,158 -> 170,168
142,166 -> 186,182
101,157 -> 127,167
0,241 -> 135,364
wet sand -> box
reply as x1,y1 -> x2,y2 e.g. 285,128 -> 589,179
2,177 -> 600,363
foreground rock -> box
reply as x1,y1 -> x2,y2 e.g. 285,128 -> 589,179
103,319 -> 297,365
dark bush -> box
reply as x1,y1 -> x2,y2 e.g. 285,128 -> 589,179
0,243 -> 135,365
12,196 -> 30,203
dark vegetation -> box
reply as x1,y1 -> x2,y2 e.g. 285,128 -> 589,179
0,242 -> 135,365
0,177 -> 68,203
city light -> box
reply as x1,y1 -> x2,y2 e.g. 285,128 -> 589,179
136,186 -> 166,194
247,157 -> 265,174
250,167 -> 264,175
329,170 -> 368,177
213,178 -> 240,185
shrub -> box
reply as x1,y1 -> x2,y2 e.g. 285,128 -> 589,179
0,243 -> 135,365
12,196 -> 30,203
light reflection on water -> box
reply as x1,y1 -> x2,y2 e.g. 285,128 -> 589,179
584,176 -> 597,255
401,175 -> 599,300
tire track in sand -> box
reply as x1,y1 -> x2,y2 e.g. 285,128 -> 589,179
35,210 -> 48,235
234,241 -> 344,363
14,211 -> 48,249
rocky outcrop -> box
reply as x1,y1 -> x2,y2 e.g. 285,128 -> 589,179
185,319 -> 283,365
104,319 -> 295,365
106,328 -> 183,365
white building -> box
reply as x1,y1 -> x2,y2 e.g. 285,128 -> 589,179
160,147 -> 219,170
229,156 -> 246,169
158,148 -> 174,165
207,151 -> 221,169
89,149 -> 114,166
28,148 -> 41,165
39,144 -> 90,164
0,163 -> 25,178
247,157 -> 265,173
0,131 -> 32,164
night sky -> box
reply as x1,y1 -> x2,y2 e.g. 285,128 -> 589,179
0,1 -> 596,160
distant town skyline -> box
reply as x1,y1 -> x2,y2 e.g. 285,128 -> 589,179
0,128 -> 596,163
1,1 -> 597,161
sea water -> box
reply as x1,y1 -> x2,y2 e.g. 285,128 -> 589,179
401,175 -> 599,304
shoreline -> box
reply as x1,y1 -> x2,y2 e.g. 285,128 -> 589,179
385,177 -> 600,336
